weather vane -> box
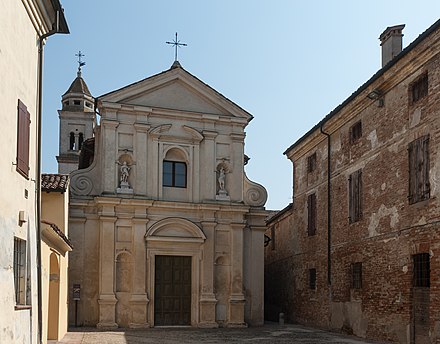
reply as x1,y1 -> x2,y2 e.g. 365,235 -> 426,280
166,33 -> 187,62
75,50 -> 86,76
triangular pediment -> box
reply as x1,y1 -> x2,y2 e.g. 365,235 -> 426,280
125,80 -> 223,114
98,66 -> 252,121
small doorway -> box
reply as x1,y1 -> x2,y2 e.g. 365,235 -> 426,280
154,255 -> 191,326
411,253 -> 430,344
47,253 -> 60,340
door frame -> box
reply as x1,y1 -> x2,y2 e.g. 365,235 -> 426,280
145,218 -> 206,327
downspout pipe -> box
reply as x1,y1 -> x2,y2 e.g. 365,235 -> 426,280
320,125 -> 331,287
37,10 -> 68,344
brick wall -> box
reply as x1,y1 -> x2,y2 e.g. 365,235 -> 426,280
266,21 -> 440,343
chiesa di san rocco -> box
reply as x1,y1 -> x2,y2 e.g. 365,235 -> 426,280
56,48 -> 269,328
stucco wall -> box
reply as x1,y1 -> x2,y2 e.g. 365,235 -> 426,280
0,0 -> 41,342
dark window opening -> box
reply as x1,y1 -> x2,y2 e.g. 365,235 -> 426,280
309,268 -> 316,290
411,73 -> 428,103
85,102 -> 92,108
351,262 -> 362,289
73,100 -> 81,106
307,153 -> 317,173
64,101 -> 69,106
349,169 -> 362,223
14,237 -> 27,305
350,121 -> 362,143
307,193 -> 317,236
413,253 -> 430,288
69,132 -> 75,150
408,135 -> 430,204
78,133 -> 84,150
163,160 -> 187,188
16,99 -> 31,178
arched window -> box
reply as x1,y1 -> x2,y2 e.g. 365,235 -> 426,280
78,133 -> 84,150
69,132 -> 75,150
163,148 -> 187,188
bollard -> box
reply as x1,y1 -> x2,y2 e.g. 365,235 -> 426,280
279,312 -> 285,325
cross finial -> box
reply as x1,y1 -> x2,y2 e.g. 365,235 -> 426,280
75,50 -> 86,77
166,32 -> 187,62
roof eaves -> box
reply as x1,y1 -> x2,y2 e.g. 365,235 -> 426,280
284,18 -> 440,156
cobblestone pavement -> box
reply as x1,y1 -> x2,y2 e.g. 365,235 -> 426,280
56,323 -> 388,344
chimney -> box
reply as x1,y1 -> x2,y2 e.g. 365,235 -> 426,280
379,24 -> 405,67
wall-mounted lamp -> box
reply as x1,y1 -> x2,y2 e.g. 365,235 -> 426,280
19,210 -> 27,226
367,89 -> 384,107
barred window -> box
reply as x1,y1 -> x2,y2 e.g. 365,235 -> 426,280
351,262 -> 362,289
307,193 -> 317,236
309,268 -> 317,290
411,73 -> 428,103
307,153 -> 317,173
350,121 -> 362,144
349,169 -> 362,223
413,253 -> 430,288
14,237 -> 27,305
408,135 -> 430,204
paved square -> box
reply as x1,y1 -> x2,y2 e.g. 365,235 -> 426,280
57,323 -> 387,344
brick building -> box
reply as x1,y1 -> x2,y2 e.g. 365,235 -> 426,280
265,20 -> 440,343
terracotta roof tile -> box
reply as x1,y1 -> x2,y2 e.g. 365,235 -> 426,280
41,174 -> 69,192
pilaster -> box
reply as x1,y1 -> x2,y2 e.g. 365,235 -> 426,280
198,221 -> 218,328
97,214 -> 117,328
227,222 -> 247,327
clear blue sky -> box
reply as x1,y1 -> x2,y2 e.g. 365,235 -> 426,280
42,1 -> 440,210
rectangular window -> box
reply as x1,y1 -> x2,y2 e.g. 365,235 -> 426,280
307,193 -> 316,236
413,253 -> 430,288
351,262 -> 362,289
163,160 -> 187,188
16,100 -> 31,178
408,135 -> 430,204
411,73 -> 428,103
309,268 -> 316,290
14,237 -> 27,305
350,121 -> 362,144
349,169 -> 362,223
307,153 -> 317,173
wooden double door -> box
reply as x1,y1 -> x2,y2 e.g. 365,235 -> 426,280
154,255 -> 192,326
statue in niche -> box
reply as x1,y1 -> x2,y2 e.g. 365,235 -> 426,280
116,160 -> 134,194
119,161 -> 130,184
218,167 -> 226,191
216,165 -> 230,200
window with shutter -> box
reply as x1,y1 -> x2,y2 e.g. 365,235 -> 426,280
409,135 -> 430,204
16,100 -> 31,178
307,193 -> 316,236
411,73 -> 428,104
307,153 -> 317,173
349,169 -> 362,223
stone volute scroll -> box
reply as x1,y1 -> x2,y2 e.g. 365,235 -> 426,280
243,173 -> 267,207
116,154 -> 134,195
216,163 -> 230,201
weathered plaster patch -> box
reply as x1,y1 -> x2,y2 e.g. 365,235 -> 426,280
402,265 -> 408,273
332,134 -> 341,152
430,148 -> 440,197
367,129 -> 378,149
416,216 -> 427,226
381,183 -> 386,191
368,204 -> 399,237
409,108 -> 421,128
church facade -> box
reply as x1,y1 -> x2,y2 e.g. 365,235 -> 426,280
64,62 -> 268,328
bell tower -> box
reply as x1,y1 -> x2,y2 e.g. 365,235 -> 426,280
57,52 -> 95,174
